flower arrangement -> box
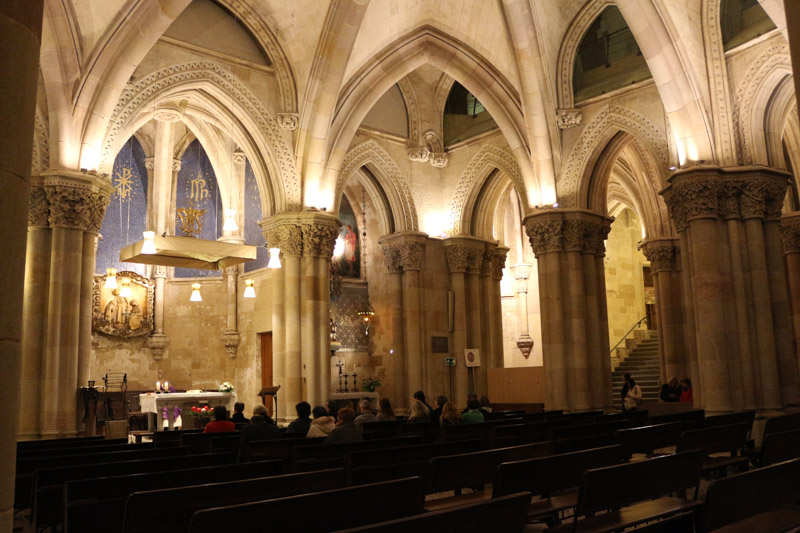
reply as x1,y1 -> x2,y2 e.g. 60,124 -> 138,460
361,377 -> 381,392
190,405 -> 212,418
218,382 -> 235,392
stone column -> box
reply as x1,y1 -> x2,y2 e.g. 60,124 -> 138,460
221,266 -> 240,358
1,2 -> 45,526
780,213 -> 800,388
491,247 -> 509,369
147,266 -> 169,359
19,183 -> 50,440
381,243 -> 407,409
511,264 -> 534,359
444,237 -> 487,398
524,209 -> 613,411
664,166 -> 798,413
479,244 -> 496,390
379,232 -> 427,403
641,238 -> 689,385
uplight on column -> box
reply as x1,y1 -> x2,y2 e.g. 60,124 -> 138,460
190,283 -> 202,302
141,231 -> 157,254
243,279 -> 256,298
119,277 -> 132,298
223,209 -> 238,232
104,268 -> 118,289
267,247 -> 282,269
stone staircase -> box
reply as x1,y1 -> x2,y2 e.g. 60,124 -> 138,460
612,333 -> 661,404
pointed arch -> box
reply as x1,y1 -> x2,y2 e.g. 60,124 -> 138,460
396,77 -> 421,144
326,26 -> 540,209
732,42 -> 793,166
100,62 -> 301,215
452,145 -> 527,235
338,140 -> 418,232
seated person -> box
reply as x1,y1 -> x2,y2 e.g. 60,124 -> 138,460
377,398 -> 396,421
238,405 -> 280,461
307,405 -> 336,437
204,405 -> 236,433
408,399 -> 431,423
680,378 -> 693,403
286,401 -> 312,437
461,393 -> 490,417
659,378 -> 681,402
479,395 -> 492,413
230,402 -> 249,424
325,399 -> 339,422
431,395 -> 447,423
324,407 -> 363,444
354,399 -> 378,430
461,398 -> 485,424
439,401 -> 461,426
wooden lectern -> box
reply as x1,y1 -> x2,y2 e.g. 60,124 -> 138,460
258,385 -> 281,420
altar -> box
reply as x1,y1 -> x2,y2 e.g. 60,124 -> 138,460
329,392 -> 379,413
140,391 -> 236,431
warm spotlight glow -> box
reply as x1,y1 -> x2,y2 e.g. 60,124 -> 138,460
141,231 -> 157,254
332,237 -> 345,258
104,268 -> 118,289
243,279 -> 256,298
119,277 -> 132,298
267,248 -> 282,269
223,209 -> 238,232
190,283 -> 202,302
423,212 -> 450,238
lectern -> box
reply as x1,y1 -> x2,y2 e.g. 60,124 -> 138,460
258,385 -> 281,420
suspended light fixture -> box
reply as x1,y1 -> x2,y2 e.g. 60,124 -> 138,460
357,304 -> 376,336
104,268 -> 118,289
119,277 -> 132,298
190,282 -> 202,302
267,247 -> 282,269
223,209 -> 238,232
357,186 -> 376,336
141,231 -> 157,254
243,279 -> 256,298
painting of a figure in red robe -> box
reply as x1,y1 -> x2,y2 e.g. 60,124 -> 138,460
332,195 -> 361,278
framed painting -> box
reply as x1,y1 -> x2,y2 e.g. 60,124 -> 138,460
92,270 -> 154,337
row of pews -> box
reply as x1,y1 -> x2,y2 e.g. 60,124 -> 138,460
14,409 -> 800,532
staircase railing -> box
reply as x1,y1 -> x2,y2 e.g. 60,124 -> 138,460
609,316 -> 649,354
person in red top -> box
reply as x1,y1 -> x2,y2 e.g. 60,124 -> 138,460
204,405 -> 236,433
679,378 -> 694,403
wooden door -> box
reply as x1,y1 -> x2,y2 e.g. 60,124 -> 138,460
260,332 -> 273,417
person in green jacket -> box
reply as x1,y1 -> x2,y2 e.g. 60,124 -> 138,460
461,398 -> 485,424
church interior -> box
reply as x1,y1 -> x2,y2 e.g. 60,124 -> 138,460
3,0 -> 800,530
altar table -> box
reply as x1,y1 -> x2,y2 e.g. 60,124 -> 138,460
140,392 -> 236,431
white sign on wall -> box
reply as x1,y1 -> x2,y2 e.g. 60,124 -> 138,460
464,349 -> 481,367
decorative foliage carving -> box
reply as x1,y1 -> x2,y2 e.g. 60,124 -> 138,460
556,108 -> 583,129
525,219 -> 563,255
146,333 -> 169,360
641,240 -> 677,272
450,145 -> 526,234
221,329 -> 240,358
46,186 -> 110,231
492,248 -> 508,280
339,140 -> 418,231
302,221 -> 340,257
380,241 -> 424,272
407,146 -> 430,163
444,242 -> 484,274
101,62 -> 300,210
780,216 -> 800,253
29,186 -> 49,227
664,177 -> 719,231
277,113 -> 299,130
525,213 -> 610,256
264,222 -> 303,256
560,105 -> 668,206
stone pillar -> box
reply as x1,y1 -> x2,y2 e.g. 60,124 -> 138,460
524,209 -> 613,411
511,264 -> 534,359
664,166 -> 798,413
147,266 -> 169,359
780,212 -> 800,392
479,244 -> 496,390
491,247 -> 509,369
264,212 -> 338,414
444,237 -> 487,398
379,232 -> 427,404
641,238 -> 689,385
383,257 -> 407,410
221,266 -> 240,358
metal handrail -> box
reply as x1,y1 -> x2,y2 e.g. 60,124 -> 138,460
609,316 -> 649,354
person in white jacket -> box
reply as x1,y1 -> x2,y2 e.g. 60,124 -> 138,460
306,405 -> 336,437
624,377 -> 643,411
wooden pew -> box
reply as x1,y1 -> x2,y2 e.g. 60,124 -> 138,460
615,422 -> 683,460
292,435 -> 423,464
701,458 -> 800,532
424,441 -> 553,510
17,436 -> 124,451
347,439 -> 484,485
398,422 -> 440,442
649,409 -> 705,429
756,428 -> 800,467
360,419 -> 406,439
545,449 -> 705,533
762,412 -> 800,437
332,492 -> 533,533
704,410 -> 756,435
188,477 -> 426,533
179,431 -> 241,454
65,460 -> 284,533
30,451 -> 226,531
549,420 -> 627,453
15,445 -> 190,510
17,442 -> 153,460
246,436 -> 326,462
123,469 -> 348,533
676,423 -> 750,475
492,445 -> 623,522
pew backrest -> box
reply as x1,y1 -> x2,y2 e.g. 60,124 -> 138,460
492,445 -> 623,498
188,477 -> 426,533
124,468 -> 348,533
760,429 -> 800,467
676,423 -> 749,457
615,422 -> 683,459
763,412 -> 800,438
704,411 -> 756,434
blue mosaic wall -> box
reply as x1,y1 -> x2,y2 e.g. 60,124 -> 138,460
243,159 -> 268,272
96,136 -> 148,276
174,139 -> 223,278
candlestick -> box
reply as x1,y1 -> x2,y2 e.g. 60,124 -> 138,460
156,381 -> 161,393
163,381 -> 169,392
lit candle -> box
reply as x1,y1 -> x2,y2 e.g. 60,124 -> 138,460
156,381 -> 161,391
163,381 -> 169,392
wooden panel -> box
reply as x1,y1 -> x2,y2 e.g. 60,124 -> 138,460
487,367 -> 545,404
260,332 -> 273,417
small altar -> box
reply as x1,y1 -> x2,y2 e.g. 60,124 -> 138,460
140,391 -> 236,431
329,392 -> 379,413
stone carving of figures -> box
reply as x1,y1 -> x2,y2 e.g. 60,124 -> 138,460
129,300 -> 143,330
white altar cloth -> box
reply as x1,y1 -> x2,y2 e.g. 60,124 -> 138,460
140,392 -> 236,431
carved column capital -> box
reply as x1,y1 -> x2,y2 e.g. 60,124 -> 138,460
378,232 -> 427,273
40,172 -> 114,232
492,246 -> 508,281
524,209 -> 612,257
641,238 -> 679,273
302,220 -> 340,258
262,211 -> 341,258
262,221 -> 303,256
147,333 -> 170,360
153,265 -> 168,279
556,108 -> 582,129
443,237 -> 486,274
28,185 -> 49,227
780,213 -> 800,254
480,243 -> 496,277
510,264 -> 532,293
222,330 -> 240,358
